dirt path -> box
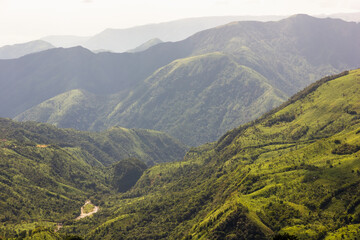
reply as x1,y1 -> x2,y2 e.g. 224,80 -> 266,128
76,200 -> 100,220
54,223 -> 63,232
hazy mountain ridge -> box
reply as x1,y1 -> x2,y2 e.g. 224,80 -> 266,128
0,40 -> 54,59
43,15 -> 286,52
40,13 -> 360,53
12,15 -> 360,146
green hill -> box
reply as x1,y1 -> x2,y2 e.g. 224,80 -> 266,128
60,69 -> 360,240
105,52 -> 287,145
0,118 -> 186,238
8,15 -> 360,146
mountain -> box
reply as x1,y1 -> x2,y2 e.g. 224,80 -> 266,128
0,117 -> 186,237
81,15 -> 286,53
1,45 -> 189,118
12,15 -> 360,146
60,69 -> 360,240
127,38 -> 163,53
40,14 -> 359,53
0,40 -> 54,59
41,16 -> 285,52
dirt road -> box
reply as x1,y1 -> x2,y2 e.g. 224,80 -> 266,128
76,200 -> 99,220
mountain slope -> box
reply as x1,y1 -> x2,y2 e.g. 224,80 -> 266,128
0,119 -> 187,166
0,118 -> 186,237
105,52 -> 287,145
1,44 -> 190,117
66,69 -> 360,240
0,40 -> 54,59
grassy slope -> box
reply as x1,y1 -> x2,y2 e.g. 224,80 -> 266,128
79,70 -> 360,240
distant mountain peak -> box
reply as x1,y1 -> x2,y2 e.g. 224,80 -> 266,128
0,40 -> 55,59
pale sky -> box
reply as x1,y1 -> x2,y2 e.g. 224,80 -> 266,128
0,0 -> 359,46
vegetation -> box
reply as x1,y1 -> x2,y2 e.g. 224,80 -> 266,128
51,69 -> 360,239
108,158 -> 147,192
0,119 -> 186,237
1,16 -> 360,239
83,203 -> 95,215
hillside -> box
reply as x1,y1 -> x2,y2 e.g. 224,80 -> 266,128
12,15 -> 360,146
1,45 -> 188,117
57,69 -> 360,240
0,40 -> 54,59
0,119 -> 186,166
0,118 -> 186,238
105,52 -> 287,145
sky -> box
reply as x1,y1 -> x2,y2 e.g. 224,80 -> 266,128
0,0 -> 359,46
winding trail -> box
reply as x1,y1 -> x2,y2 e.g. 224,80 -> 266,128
54,223 -> 63,232
76,200 -> 100,220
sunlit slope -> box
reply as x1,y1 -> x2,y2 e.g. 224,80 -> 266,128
104,52 -> 287,145
15,89 -> 109,131
83,70 -> 360,240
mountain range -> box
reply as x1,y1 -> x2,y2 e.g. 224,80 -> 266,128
42,15 -> 286,52
40,13 -> 360,53
2,69 -> 359,239
2,13 -> 358,59
0,11 -> 360,240
3,14 -> 358,146
0,40 -> 54,59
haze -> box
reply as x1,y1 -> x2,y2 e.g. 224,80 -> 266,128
0,0 -> 359,46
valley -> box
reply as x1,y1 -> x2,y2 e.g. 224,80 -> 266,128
0,13 -> 359,240
1,69 -> 360,239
